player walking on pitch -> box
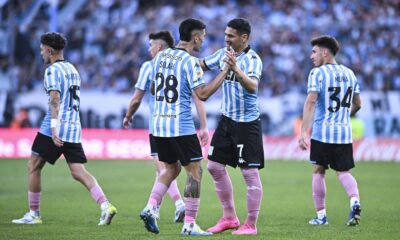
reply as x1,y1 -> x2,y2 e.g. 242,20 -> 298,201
123,30 -> 209,223
299,35 -> 362,226
12,32 -> 117,226
139,18 -> 230,236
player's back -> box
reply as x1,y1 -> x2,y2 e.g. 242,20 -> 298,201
40,60 -> 82,143
151,48 -> 204,137
311,64 -> 360,144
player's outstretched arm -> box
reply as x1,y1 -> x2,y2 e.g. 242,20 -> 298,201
199,59 -> 209,72
123,89 -> 145,128
193,93 -> 209,146
299,92 -> 318,150
194,65 -> 229,101
49,90 -> 63,147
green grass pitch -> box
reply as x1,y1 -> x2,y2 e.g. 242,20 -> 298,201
0,160 -> 399,240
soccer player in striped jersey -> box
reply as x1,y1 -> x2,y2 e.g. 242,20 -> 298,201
123,31 -> 209,223
139,18 -> 230,236
12,32 -> 117,226
299,35 -> 362,226
199,18 -> 264,235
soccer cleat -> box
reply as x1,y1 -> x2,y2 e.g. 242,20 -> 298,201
232,224 -> 257,235
12,212 -> 42,224
140,207 -> 160,234
207,217 -> 240,233
347,202 -> 361,226
174,204 -> 185,223
181,222 -> 212,236
309,215 -> 328,225
98,203 -> 117,226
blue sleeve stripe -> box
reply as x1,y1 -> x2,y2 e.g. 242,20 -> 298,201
135,61 -> 151,91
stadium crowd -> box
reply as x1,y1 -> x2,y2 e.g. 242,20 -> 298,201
0,0 -> 399,96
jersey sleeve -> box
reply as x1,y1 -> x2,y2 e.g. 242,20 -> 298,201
203,48 -> 224,71
186,57 -> 205,90
307,68 -> 321,93
135,61 -> 152,91
44,66 -> 61,93
244,53 -> 262,81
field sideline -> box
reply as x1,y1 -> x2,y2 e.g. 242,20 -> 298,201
0,160 -> 399,240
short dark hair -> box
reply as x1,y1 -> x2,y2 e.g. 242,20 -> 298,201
149,31 -> 175,48
179,18 -> 206,42
40,32 -> 67,50
227,18 -> 251,36
310,35 -> 340,56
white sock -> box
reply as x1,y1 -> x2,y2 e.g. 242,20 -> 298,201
29,210 -> 40,217
350,197 -> 360,208
175,199 -> 185,208
317,209 -> 326,219
145,204 -> 157,213
100,201 -> 109,210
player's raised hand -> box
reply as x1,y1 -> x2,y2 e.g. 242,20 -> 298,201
123,116 -> 132,129
51,128 -> 64,147
223,47 -> 237,70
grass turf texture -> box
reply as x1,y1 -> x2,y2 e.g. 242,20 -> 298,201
0,160 -> 399,240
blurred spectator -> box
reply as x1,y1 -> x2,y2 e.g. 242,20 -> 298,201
10,107 -> 32,128
1,0 -> 399,95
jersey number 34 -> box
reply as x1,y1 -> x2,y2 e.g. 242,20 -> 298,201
328,86 -> 353,113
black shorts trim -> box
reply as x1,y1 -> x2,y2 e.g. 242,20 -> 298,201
31,132 -> 87,165
149,134 -> 158,156
310,139 -> 354,171
208,115 -> 264,169
154,134 -> 203,166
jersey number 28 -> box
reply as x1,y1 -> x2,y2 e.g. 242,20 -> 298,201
155,73 -> 178,103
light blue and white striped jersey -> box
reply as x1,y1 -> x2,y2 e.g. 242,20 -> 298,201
134,60 -> 155,134
151,48 -> 205,137
308,64 -> 360,144
40,60 -> 82,143
204,46 -> 262,122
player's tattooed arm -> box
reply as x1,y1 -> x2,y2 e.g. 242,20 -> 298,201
49,90 -> 63,147
49,90 -> 60,120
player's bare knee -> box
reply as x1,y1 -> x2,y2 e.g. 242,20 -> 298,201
28,154 -> 44,174
71,171 -> 81,181
313,165 -> 325,174
70,167 -> 87,182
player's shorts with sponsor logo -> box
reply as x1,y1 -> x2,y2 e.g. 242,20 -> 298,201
208,115 -> 264,169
